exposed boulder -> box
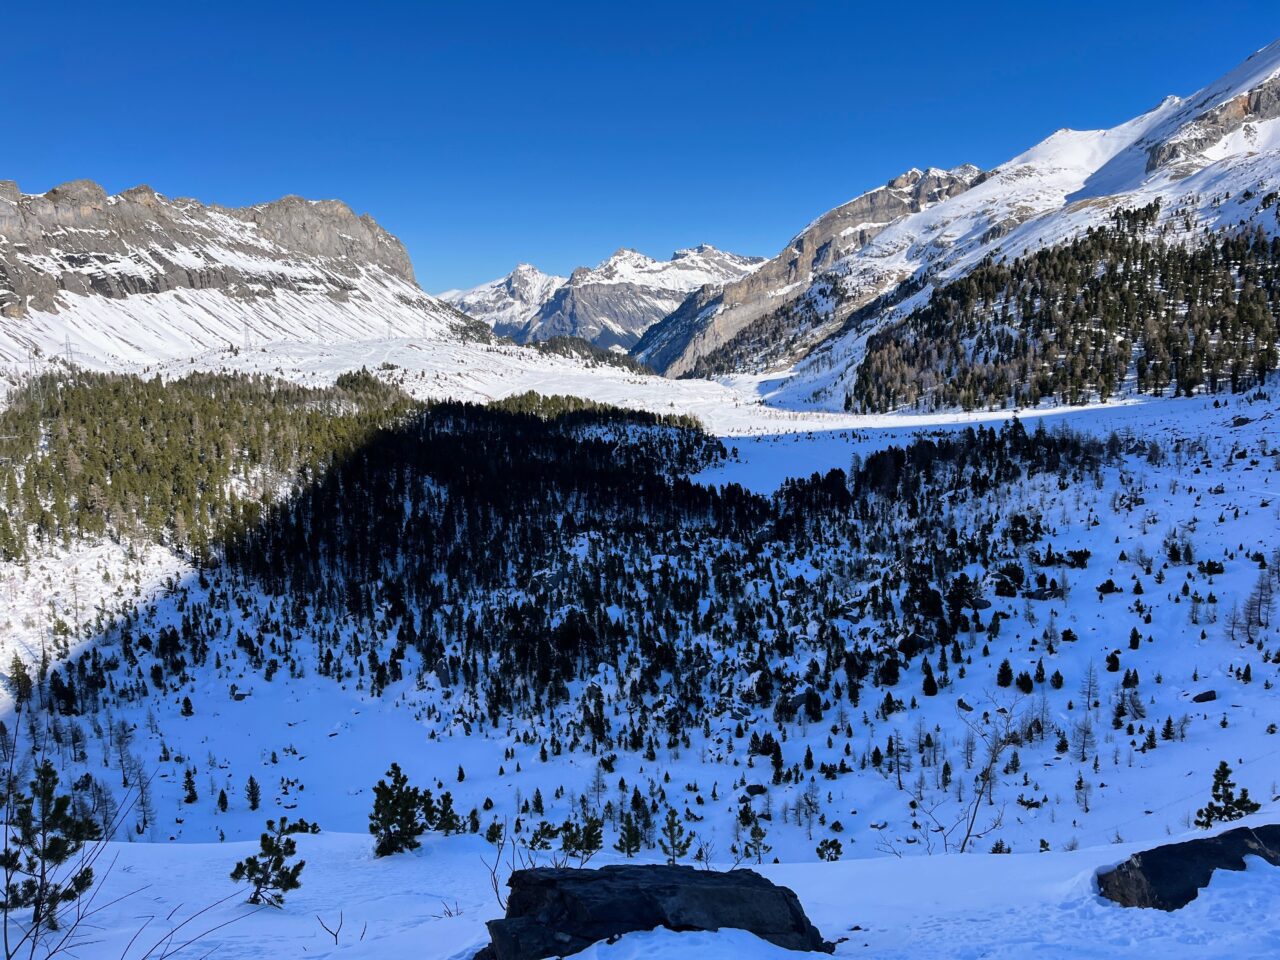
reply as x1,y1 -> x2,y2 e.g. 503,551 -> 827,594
477,865 -> 834,960
1096,824 -> 1280,910
1191,690 -> 1217,703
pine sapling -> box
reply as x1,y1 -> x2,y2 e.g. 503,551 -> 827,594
229,817 -> 317,907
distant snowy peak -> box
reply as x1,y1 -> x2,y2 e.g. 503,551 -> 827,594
579,244 -> 764,291
0,179 -> 478,368
439,263 -> 567,337
447,244 -> 763,350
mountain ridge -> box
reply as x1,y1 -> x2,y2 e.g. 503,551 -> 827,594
441,244 -> 763,350
0,178 -> 478,367
637,40 -> 1280,401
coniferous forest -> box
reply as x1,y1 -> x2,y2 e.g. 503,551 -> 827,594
849,208 -> 1280,412
7,364 -> 1275,874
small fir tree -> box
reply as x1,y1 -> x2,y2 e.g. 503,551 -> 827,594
230,817 -> 315,906
613,812 -> 642,858
1195,761 -> 1261,828
658,808 -> 693,865
369,763 -> 424,856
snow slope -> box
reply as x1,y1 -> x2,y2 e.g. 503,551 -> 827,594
79,821 -> 1280,959
0,180 -> 479,368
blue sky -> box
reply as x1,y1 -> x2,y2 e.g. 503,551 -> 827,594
8,2 -> 1277,289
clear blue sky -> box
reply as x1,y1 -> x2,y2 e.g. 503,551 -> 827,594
8,2 -> 1278,290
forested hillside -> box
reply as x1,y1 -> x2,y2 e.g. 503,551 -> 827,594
2,371 -> 1274,874
0,369 -> 418,562
849,206 -> 1280,412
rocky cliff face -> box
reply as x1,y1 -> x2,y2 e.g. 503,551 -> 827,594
444,245 -> 763,350
0,180 -> 472,366
634,166 -> 982,375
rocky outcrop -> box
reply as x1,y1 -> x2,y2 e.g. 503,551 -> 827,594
477,865 -> 834,960
0,179 -> 420,321
1147,73 -> 1280,172
1096,824 -> 1280,910
635,165 -> 981,375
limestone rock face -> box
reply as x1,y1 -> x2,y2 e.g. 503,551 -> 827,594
634,165 -> 982,375
477,865 -> 834,960
0,179 -> 474,365
0,179 -> 417,320
1147,73 -> 1280,173
1096,824 -> 1280,910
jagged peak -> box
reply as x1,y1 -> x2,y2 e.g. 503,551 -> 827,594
600,246 -> 654,265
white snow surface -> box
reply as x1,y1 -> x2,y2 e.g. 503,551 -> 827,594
0,273 -> 468,370
2,40 -> 1280,960
82,823 -> 1280,959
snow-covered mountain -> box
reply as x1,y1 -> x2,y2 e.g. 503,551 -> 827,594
0,179 -> 482,368
642,40 -> 1280,401
4,39 -> 1280,960
443,244 -> 763,350
635,166 -> 983,375
437,262 -> 566,338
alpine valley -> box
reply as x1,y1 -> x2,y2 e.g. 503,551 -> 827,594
1,33 -> 1279,960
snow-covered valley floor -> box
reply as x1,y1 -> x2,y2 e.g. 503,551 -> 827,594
87,824 -> 1280,959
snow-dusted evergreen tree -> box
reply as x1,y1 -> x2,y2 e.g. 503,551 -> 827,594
369,763 -> 425,857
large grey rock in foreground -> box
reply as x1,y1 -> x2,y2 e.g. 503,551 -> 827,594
1096,824 -> 1280,910
477,865 -> 834,959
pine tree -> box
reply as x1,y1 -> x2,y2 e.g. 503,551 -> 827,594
5,656 -> 32,710
816,837 -> 843,861
560,815 -> 604,867
613,812 -> 642,858
246,775 -> 261,811
1194,761 -> 1261,828
922,669 -> 938,697
369,763 -> 424,856
183,769 -> 198,804
742,820 -> 771,864
0,760 -> 100,934
996,659 -> 1014,688
658,808 -> 693,865
435,791 -> 462,836
229,817 -> 314,906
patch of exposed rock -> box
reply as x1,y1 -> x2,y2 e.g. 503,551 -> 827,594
636,165 -> 981,375
476,865 -> 834,960
1096,824 -> 1280,910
